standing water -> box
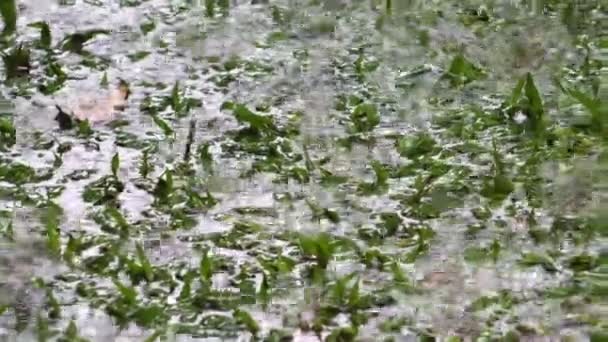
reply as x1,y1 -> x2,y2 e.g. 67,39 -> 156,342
0,0 -> 606,341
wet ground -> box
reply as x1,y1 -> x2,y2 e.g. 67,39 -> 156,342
0,0 -> 606,341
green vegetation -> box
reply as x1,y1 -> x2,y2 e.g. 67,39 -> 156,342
0,0 -> 606,341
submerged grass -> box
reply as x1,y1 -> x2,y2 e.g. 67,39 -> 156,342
0,0 -> 606,341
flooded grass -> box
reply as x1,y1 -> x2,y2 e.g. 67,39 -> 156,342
0,0 -> 607,341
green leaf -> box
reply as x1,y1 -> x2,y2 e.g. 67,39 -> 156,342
0,219 -> 13,241
350,103 -> 380,133
28,21 -> 52,48
508,77 -> 526,107
111,152 -> 120,178
140,17 -> 155,35
326,326 -> 358,342
0,0 -> 17,36
132,305 -> 164,328
379,212 -> 401,236
113,279 -> 137,305
98,72 -> 108,88
77,119 -> 93,137
170,81 -> 181,112
320,168 -> 348,187
519,252 -> 558,272
217,0 -> 229,13
64,320 -> 81,341
508,73 -> 546,137
258,272 -> 271,304
372,160 -> 388,187
358,161 -> 389,195
299,232 -> 335,270
199,248 -> 214,284
205,0 -> 215,17
397,133 -> 437,159
36,312 -> 52,342
2,44 -> 31,80
233,309 -> 259,335
524,72 -> 544,125
493,174 -> 514,196
151,115 -> 174,137
306,199 -> 340,223
464,240 -> 501,264
0,116 -> 16,150
565,87 -> 607,133
232,104 -> 277,134
60,29 -> 110,53
443,53 -> 485,86
153,170 -> 173,206
139,149 -> 153,179
136,243 -> 154,282
43,202 -> 62,257
567,254 -> 597,272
